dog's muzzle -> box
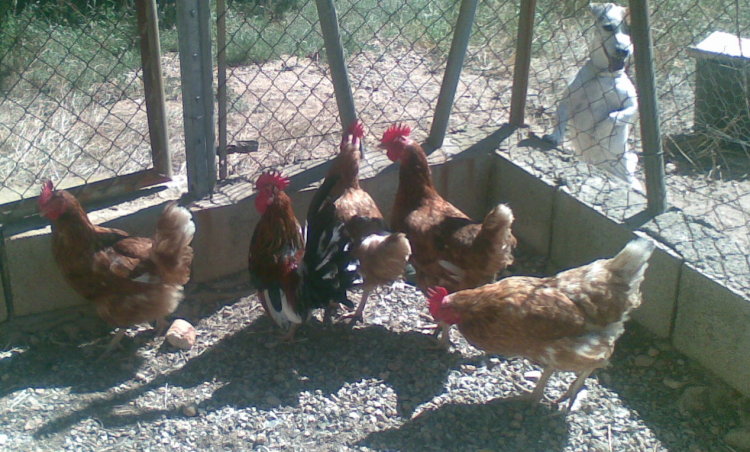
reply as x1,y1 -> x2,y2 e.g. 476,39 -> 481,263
608,47 -> 630,72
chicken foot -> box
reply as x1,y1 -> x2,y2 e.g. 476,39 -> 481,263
340,288 -> 371,325
96,328 -> 127,360
553,368 -> 594,412
280,323 -> 301,343
527,367 -> 554,403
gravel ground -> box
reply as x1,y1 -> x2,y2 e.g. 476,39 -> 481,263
1,251 -> 748,451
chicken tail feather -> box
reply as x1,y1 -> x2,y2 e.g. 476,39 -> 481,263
607,237 -> 655,285
151,202 -> 196,285
481,203 -> 514,234
299,175 -> 360,311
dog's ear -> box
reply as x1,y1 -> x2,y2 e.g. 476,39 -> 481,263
589,3 -> 607,19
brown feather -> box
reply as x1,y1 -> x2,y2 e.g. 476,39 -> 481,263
389,141 -> 516,293
43,190 -> 194,328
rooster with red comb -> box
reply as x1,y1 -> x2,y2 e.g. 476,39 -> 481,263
320,120 -> 411,325
248,170 -> 359,341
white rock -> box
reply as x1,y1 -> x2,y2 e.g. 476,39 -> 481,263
569,389 -> 588,411
524,370 -> 542,381
166,319 -> 197,350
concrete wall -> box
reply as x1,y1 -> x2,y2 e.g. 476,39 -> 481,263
489,150 -> 750,397
2,128 -> 748,396
0,136 -> 494,319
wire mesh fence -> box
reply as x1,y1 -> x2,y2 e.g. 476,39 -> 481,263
513,0 -> 750,294
216,0 -> 518,179
0,0 -> 174,222
1,0 -> 749,293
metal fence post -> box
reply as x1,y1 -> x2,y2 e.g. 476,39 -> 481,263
217,0 -> 228,180
176,0 -> 216,197
509,0 -> 536,127
136,0 -> 172,179
315,0 -> 357,133
426,0 -> 478,151
629,0 -> 667,214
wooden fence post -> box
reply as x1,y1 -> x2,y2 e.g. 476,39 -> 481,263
509,0 -> 536,127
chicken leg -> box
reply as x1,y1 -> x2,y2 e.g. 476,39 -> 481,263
340,287 -> 372,325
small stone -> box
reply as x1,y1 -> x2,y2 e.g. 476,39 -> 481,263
461,364 -> 476,374
633,355 -> 656,367
569,389 -> 588,411
166,319 -> 197,350
182,404 -> 198,417
663,377 -> 687,390
678,386 -> 709,414
725,428 -> 750,451
524,370 -> 542,381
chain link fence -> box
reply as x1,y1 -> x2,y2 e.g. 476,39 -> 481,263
0,0 -> 174,222
510,0 -> 750,294
1,0 -> 748,293
216,0 -> 518,179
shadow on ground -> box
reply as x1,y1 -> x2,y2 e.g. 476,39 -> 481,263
33,315 -> 463,437
359,398 -> 569,451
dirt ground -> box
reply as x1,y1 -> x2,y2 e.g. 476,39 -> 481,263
1,251 -> 747,451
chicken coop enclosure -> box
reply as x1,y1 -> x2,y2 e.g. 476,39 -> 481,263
1,0 -> 750,401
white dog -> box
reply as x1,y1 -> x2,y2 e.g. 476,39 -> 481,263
543,3 -> 641,190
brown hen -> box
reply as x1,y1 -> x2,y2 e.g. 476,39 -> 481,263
327,120 -> 411,324
379,123 -> 516,295
427,237 -> 655,409
39,181 -> 195,353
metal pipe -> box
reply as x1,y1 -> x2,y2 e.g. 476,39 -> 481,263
509,0 -> 537,127
427,0 -> 478,151
176,0 -> 216,197
0,226 -> 14,321
315,0 -> 357,136
135,0 -> 172,179
217,0 -> 228,180
629,0 -> 667,214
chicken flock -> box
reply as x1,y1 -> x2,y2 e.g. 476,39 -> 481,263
38,121 -> 655,411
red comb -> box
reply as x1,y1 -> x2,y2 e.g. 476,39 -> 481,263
39,180 -> 54,205
426,286 -> 448,301
347,120 -> 365,139
255,171 -> 289,192
426,286 -> 449,320
380,123 -> 411,144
